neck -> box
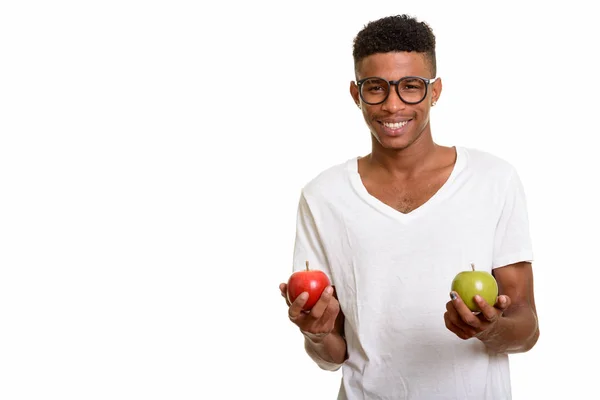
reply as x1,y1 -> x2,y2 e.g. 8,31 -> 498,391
367,128 -> 439,176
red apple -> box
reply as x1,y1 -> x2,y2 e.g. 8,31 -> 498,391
287,261 -> 331,311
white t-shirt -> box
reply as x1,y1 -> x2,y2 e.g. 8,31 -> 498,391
292,146 -> 533,400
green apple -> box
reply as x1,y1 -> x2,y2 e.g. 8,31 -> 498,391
451,263 -> 498,312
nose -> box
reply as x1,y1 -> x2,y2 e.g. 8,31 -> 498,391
381,84 -> 406,112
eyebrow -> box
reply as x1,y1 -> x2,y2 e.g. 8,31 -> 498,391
399,77 -> 421,82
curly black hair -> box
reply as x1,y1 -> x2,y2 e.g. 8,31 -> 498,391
353,14 -> 436,76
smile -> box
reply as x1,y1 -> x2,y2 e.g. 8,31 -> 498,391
381,121 -> 409,129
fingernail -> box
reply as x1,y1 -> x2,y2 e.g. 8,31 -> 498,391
450,292 -> 457,301
499,296 -> 506,305
325,287 -> 333,295
474,295 -> 482,302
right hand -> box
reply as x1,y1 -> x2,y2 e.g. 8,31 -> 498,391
279,282 -> 340,341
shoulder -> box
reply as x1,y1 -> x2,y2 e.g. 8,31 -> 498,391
300,157 -> 357,200
459,146 -> 518,182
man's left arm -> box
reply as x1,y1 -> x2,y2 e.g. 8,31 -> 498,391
445,261 -> 539,354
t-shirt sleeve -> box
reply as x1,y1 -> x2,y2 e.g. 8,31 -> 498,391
292,191 -> 333,280
492,168 -> 534,268
292,192 -> 342,371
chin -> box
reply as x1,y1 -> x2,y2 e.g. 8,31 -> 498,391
373,126 -> 428,152
375,135 -> 413,151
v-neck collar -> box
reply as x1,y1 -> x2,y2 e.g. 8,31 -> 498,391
346,146 -> 466,222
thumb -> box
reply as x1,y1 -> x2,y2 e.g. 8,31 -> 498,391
497,295 -> 511,310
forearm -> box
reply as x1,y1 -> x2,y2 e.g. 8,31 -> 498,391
303,331 -> 347,371
478,306 -> 539,354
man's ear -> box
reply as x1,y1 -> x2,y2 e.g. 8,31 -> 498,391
350,81 -> 360,107
431,77 -> 442,104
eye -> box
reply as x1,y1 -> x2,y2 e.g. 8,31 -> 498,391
399,80 -> 425,92
366,85 -> 385,92
362,79 -> 388,93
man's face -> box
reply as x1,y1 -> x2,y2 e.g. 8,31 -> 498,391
350,52 -> 441,151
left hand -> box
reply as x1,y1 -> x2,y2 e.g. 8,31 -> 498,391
444,291 -> 511,340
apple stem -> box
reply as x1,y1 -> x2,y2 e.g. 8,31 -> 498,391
471,263 -> 475,272
306,260 -> 309,271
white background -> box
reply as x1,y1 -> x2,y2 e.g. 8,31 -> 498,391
1,1 -> 598,399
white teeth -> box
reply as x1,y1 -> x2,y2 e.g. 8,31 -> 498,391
382,121 -> 408,129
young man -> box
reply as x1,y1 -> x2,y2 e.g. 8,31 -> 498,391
279,14 -> 539,400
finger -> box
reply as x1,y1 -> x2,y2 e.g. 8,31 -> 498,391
444,311 -> 472,340
279,283 -> 292,307
450,291 -> 482,329
306,286 -> 334,319
445,301 -> 478,337
288,292 -> 309,320
474,295 -> 500,322
279,283 -> 287,298
495,295 -> 511,311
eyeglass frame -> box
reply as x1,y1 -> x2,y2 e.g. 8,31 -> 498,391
355,76 -> 439,105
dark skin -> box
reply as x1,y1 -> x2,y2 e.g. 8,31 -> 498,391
445,261 -> 539,353
350,52 -> 453,215
279,283 -> 347,367
281,51 -> 539,365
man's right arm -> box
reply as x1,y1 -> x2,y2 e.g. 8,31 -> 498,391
303,303 -> 347,370
288,192 -> 347,369
280,284 -> 348,371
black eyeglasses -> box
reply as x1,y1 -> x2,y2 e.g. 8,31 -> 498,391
356,76 -> 438,105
